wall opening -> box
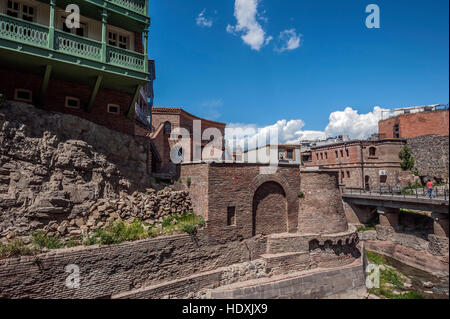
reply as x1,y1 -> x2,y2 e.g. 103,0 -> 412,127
252,181 -> 287,236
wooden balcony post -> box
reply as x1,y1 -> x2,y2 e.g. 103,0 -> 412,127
101,9 -> 108,63
49,0 -> 56,49
144,28 -> 149,72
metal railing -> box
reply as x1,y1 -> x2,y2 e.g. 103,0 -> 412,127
343,185 -> 449,201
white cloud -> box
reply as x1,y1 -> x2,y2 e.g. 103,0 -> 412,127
275,29 -> 302,53
227,0 -> 271,51
325,106 -> 389,140
225,106 -> 392,150
196,9 -> 213,28
225,119 -> 325,150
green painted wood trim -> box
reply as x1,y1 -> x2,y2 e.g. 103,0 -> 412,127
48,0 -> 55,50
39,64 -> 53,106
127,84 -> 142,119
101,10 -> 108,63
87,75 -> 103,113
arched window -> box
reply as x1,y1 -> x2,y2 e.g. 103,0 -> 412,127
163,121 -> 172,134
369,147 -> 377,157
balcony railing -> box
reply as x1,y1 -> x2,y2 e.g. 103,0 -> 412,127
55,30 -> 102,61
108,0 -> 146,15
0,14 -> 146,74
0,14 -> 49,48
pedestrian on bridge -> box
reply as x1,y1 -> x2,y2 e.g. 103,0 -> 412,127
427,180 -> 433,199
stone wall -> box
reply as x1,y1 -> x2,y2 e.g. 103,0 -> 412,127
0,102 -> 153,240
0,231 -> 267,299
298,171 -> 348,234
181,163 -> 301,241
407,135 -> 449,181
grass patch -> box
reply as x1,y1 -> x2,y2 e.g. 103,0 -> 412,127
149,211 -> 205,238
357,225 -> 376,232
0,239 -> 35,258
32,231 -> 64,250
366,250 -> 424,299
366,250 -> 387,265
84,219 -> 148,246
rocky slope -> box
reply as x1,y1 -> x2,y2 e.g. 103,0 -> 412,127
0,102 -> 191,241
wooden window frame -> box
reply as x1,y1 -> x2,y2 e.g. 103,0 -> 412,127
14,88 -> 32,103
65,96 -> 80,109
107,104 -> 121,115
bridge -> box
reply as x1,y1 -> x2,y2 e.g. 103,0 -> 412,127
341,187 -> 449,238
342,187 -> 449,214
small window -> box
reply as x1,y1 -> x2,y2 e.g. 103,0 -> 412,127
347,171 -> 350,178
61,17 -> 87,37
22,4 -> 34,22
346,149 -> 349,157
369,147 -> 377,157
7,1 -> 20,18
286,149 -> 294,160
107,104 -> 120,114
227,206 -> 236,226
164,121 -> 172,134
325,152 -> 328,160
108,31 -> 128,50
394,124 -> 400,138
340,150 -> 344,157
335,150 -> 339,158
14,88 -> 32,102
65,96 -> 80,109
380,175 -> 387,183
316,153 -> 319,160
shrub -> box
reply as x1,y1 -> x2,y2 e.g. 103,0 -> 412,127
32,231 -> 64,250
186,177 -> 192,187
0,239 -> 34,258
181,224 -> 197,234
85,220 -> 149,246
297,191 -> 305,199
399,146 -> 415,171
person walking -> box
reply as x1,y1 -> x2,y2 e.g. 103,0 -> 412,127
427,180 -> 433,199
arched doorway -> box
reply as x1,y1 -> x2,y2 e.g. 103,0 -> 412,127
252,181 -> 287,236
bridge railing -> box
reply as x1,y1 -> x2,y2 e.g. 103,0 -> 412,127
343,185 -> 449,201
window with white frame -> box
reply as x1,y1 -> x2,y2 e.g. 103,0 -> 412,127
6,0 -> 35,22
14,88 -> 32,102
60,16 -> 87,37
108,31 -> 129,50
65,96 -> 80,109
107,104 -> 120,114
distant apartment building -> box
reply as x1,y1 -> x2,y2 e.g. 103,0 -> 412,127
305,139 -> 412,189
150,107 -> 226,177
0,0 -> 151,136
243,144 -> 301,165
378,104 -> 449,139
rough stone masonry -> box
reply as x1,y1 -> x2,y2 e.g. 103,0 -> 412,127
0,102 -> 193,241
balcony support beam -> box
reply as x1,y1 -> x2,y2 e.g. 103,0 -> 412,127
101,9 -> 108,63
144,29 -> 149,72
87,75 -> 103,113
39,64 -> 53,107
49,0 -> 56,49
127,84 -> 142,119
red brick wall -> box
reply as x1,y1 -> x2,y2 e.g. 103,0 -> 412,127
379,110 -> 449,139
298,171 -> 348,234
181,163 -> 301,242
0,68 -> 136,136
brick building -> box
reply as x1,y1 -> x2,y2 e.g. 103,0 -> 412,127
0,0 -> 152,136
305,139 -> 413,189
149,107 -> 226,177
243,144 -> 301,165
379,105 -> 449,139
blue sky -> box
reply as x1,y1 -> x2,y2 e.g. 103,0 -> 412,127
149,0 -> 449,142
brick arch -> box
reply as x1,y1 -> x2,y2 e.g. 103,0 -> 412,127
249,174 -> 298,234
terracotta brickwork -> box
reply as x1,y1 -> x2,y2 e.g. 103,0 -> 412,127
378,109 -> 449,139
181,163 -> 301,241
307,139 -> 413,189
298,171 -> 349,234
151,108 -> 226,176
0,68 -> 136,136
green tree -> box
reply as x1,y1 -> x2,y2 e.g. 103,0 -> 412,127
399,146 -> 415,171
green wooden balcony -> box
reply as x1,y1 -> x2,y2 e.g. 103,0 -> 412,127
0,13 -> 147,76
108,0 -> 146,16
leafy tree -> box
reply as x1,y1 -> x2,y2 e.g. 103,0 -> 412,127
399,146 -> 415,171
